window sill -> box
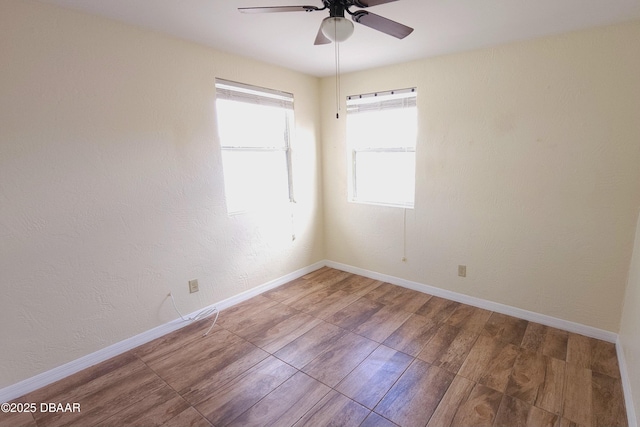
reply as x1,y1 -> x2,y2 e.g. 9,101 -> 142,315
349,199 -> 414,209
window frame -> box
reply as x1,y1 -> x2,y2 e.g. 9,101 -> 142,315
346,87 -> 417,209
215,78 -> 295,214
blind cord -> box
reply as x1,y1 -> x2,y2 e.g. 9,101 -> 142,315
335,35 -> 341,119
402,208 -> 407,262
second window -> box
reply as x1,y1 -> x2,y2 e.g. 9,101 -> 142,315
347,88 -> 417,208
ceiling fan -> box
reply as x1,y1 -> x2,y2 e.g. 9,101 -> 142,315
239,0 -> 413,45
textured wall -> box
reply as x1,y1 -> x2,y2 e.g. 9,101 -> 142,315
620,213 -> 640,422
321,22 -> 640,332
0,0 -> 323,388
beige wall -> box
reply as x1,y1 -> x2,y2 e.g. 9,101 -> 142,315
620,212 -> 640,422
321,22 -> 640,332
0,0 -> 323,388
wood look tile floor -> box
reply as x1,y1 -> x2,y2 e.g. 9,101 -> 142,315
4,267 -> 628,427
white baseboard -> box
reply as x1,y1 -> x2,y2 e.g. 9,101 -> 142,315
324,260 -> 618,343
617,337 -> 638,427
0,261 -> 325,403
212,261 -> 326,312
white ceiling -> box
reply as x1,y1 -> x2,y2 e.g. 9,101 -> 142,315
38,0 -> 640,77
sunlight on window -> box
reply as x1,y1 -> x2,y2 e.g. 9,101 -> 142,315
347,109 -> 417,150
220,150 -> 290,211
215,79 -> 294,214
216,100 -> 288,149
354,151 -> 415,206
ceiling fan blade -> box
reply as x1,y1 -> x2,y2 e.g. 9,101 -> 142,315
239,5 -> 320,13
314,24 -> 331,45
351,10 -> 413,39
353,0 -> 400,7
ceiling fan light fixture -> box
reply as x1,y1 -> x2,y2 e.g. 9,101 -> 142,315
320,16 -> 354,43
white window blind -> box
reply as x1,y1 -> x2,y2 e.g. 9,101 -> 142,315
215,79 -> 294,110
347,88 -> 417,208
347,88 -> 417,114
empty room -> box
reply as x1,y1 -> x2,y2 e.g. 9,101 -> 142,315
1,0 -> 640,426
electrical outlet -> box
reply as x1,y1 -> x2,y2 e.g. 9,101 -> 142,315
189,279 -> 199,293
458,265 -> 466,277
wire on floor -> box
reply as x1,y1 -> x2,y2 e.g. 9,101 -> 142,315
168,292 -> 219,337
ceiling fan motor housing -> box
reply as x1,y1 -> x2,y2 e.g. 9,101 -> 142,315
325,1 -> 347,17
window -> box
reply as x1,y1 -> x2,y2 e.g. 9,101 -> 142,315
215,79 -> 294,213
347,88 -> 417,208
